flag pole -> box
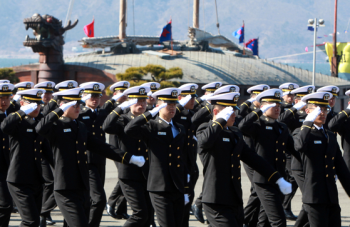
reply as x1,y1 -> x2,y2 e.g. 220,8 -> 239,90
171,18 -> 173,55
242,20 -> 245,55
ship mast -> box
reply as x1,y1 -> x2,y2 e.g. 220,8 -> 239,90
193,0 -> 199,28
119,0 -> 127,40
331,0 -> 338,77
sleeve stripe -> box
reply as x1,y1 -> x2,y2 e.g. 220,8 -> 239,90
252,111 -> 259,119
122,152 -> 128,164
112,110 -> 120,116
52,111 -> 59,118
15,112 -> 22,120
142,114 -> 148,123
287,108 -> 295,116
213,120 -> 223,130
268,171 -> 278,182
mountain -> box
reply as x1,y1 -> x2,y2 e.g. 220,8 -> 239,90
0,0 -> 349,61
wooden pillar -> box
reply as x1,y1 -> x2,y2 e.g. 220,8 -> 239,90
119,0 -> 126,40
193,0 -> 199,28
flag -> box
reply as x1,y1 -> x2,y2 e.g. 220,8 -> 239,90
233,26 -> 244,43
84,19 -> 94,38
160,21 -> 172,43
245,38 -> 258,56
308,26 -> 317,32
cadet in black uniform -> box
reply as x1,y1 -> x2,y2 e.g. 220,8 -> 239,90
102,81 -> 130,220
0,83 -> 14,227
293,92 -> 350,227
142,82 -> 160,111
35,81 -> 57,226
278,85 -> 315,227
193,82 -> 222,113
7,81 -> 34,114
1,88 -> 53,227
238,88 -> 298,227
316,85 -> 339,131
103,85 -> 155,227
329,89 -> 350,169
279,82 -> 299,114
41,80 -> 78,116
78,82 -> 110,227
198,92 -> 291,227
35,88 -> 145,227
125,88 -> 190,227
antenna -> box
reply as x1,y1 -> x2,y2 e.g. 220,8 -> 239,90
64,0 -> 75,40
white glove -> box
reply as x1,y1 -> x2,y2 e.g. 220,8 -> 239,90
82,94 -> 91,102
147,91 -> 153,97
184,194 -> 190,205
216,106 -> 234,121
179,95 -> 192,107
200,93 -> 214,101
112,93 -> 125,101
261,103 -> 276,113
20,103 -> 38,115
276,178 -> 292,195
13,94 -> 21,102
41,94 -> 45,98
149,103 -> 167,117
130,155 -> 145,167
293,101 -> 306,111
118,99 -> 137,110
282,92 -> 290,97
247,97 -> 256,103
60,101 -> 77,112
335,174 -> 338,182
346,104 -> 350,110
187,174 -> 190,183
305,106 -> 321,122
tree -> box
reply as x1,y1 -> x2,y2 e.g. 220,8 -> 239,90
0,68 -> 19,83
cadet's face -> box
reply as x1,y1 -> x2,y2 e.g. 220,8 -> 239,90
42,93 -> 52,104
160,103 -> 176,119
306,105 -> 329,126
85,94 -> 101,109
262,102 -> 281,119
0,96 -> 11,112
283,94 -> 294,104
178,95 -> 195,110
114,91 -> 127,103
147,96 -> 156,105
20,100 -> 41,118
328,96 -> 336,108
62,102 -> 80,120
130,99 -> 147,116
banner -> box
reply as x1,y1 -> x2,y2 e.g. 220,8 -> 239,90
325,42 -> 350,80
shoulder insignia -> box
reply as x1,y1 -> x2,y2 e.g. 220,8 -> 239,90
159,120 -> 162,123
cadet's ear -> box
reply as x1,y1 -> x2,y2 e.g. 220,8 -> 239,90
305,108 -> 311,114
348,101 -> 350,105
178,95 -> 182,100
213,108 -> 219,116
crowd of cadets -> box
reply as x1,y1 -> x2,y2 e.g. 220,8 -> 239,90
0,78 -> 349,227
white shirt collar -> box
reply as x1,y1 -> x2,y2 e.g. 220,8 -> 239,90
313,124 -> 324,130
159,116 -> 173,125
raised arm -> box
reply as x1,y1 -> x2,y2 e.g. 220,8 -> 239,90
196,120 -> 226,152
0,110 -> 26,136
328,109 -> 350,136
35,108 -> 63,141
102,107 -> 126,134
42,97 -> 59,116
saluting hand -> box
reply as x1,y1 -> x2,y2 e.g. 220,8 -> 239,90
305,106 -> 321,122
13,94 -> 21,102
200,93 -> 213,101
276,178 -> 292,195
179,95 -> 192,107
130,155 -> 145,167
147,91 -> 153,97
118,99 -> 138,110
149,103 -> 167,117
293,101 -> 306,111
60,101 -> 77,112
81,94 -> 91,103
247,97 -> 256,103
216,107 -> 234,121
20,103 -> 38,115
260,103 -> 276,113
112,93 -> 125,101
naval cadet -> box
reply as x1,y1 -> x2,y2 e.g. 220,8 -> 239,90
238,88 -> 298,227
197,92 -> 291,227
1,88 -> 53,227
41,80 -> 78,116
193,82 -> 222,113
142,82 -> 160,111
316,85 -> 339,131
101,81 -> 129,114
103,85 -> 154,227
293,92 -> 350,227
7,81 -> 34,114
35,88 -> 145,227
279,82 -> 299,113
125,88 -> 190,227
34,81 -> 57,226
78,82 -> 110,227
0,83 -> 14,227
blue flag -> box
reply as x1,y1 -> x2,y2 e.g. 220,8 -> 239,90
308,26 -> 317,32
245,38 -> 258,56
160,21 -> 172,43
233,26 -> 244,43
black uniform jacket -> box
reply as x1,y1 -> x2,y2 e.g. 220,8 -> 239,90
1,111 -> 53,185
35,108 -> 132,191
101,98 -> 120,114
6,101 -> 20,114
191,104 -> 213,131
78,105 -> 109,165
328,109 -> 350,157
238,110 -> 299,184
193,98 -> 209,113
0,111 -> 10,178
174,105 -> 198,188
237,100 -> 259,119
102,107 -> 149,181
124,112 -> 189,194
42,97 -> 59,116
293,121 -> 350,204
324,108 -> 338,131
197,119 -> 281,205
280,101 -> 293,114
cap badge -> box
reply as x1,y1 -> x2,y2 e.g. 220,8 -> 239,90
331,87 -> 337,93
275,91 -> 281,98
26,83 -> 31,88
93,84 -> 100,91
47,82 -> 52,88
323,93 -> 330,100
151,83 -> 157,89
233,95 -> 240,102
263,86 -> 268,91
307,87 -> 313,94
190,86 -> 195,92
37,90 -> 43,97
230,86 -> 236,92
139,88 -> 146,95
288,84 -> 294,90
171,90 -> 178,97
2,85 -> 8,91
215,83 -> 220,89
67,82 -> 74,88
123,82 -> 129,88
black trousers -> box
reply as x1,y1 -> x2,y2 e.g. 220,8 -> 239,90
149,191 -> 184,227
304,203 -> 341,227
243,163 -> 260,227
254,183 -> 286,227
88,163 -> 106,227
343,149 -> 350,171
54,189 -> 90,227
203,203 -> 244,227
119,178 -> 153,227
108,181 -> 128,214
282,158 -> 298,211
7,182 -> 43,227
292,170 -> 309,227
0,176 -> 12,227
41,160 -> 56,216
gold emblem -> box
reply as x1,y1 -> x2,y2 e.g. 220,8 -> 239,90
26,83 -> 31,88
47,82 -> 52,88
275,91 -> 281,98
331,87 -> 337,93
263,86 -> 268,91
79,90 -> 84,97
230,86 -> 236,92
139,88 -> 146,95
323,93 -> 330,100
123,82 -> 129,88
171,90 -> 178,97
159,120 -> 162,123
151,83 -> 157,90
233,95 -> 239,102
215,83 -> 220,89
2,85 -> 8,91
93,84 -> 99,91
190,86 -> 195,92
288,84 -> 294,90
68,82 -> 74,88
307,87 -> 313,94
37,90 -> 43,97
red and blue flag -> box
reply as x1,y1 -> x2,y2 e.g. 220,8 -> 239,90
160,21 -> 172,43
84,18 -> 94,38
233,26 -> 244,43
245,38 -> 258,56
